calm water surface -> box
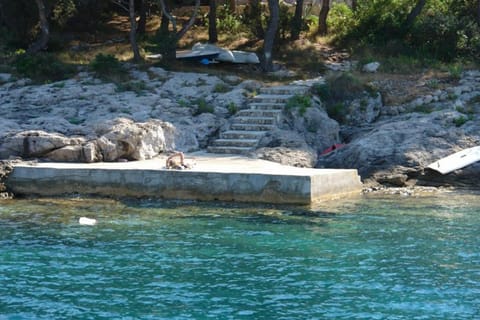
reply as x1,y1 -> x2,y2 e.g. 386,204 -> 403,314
0,191 -> 479,319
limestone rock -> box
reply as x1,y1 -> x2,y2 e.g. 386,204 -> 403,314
281,102 -> 341,153
256,129 -> 317,167
95,118 -> 170,161
256,147 -> 317,168
344,92 -> 382,126
0,130 -> 85,159
362,62 -> 380,73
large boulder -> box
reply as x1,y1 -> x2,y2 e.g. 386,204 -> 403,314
280,100 -> 341,154
93,118 -> 198,161
0,130 -> 85,159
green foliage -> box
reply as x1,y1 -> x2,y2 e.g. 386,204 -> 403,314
448,63 -> 464,80
216,4 -> 244,34
67,117 -> 83,125
178,99 -> 189,108
115,81 -> 147,95
413,104 -> 434,114
241,1 -> 266,38
52,0 -> 77,28
213,83 -> 232,93
325,72 -> 365,101
227,102 -> 238,115
330,0 -> 480,62
453,115 -> 470,127
456,105 -> 475,115
312,73 -> 367,123
327,3 -> 355,40
90,54 -> 126,80
286,94 -> 312,116
327,102 -> 346,123
152,31 -> 178,61
193,98 -> 214,115
14,52 -> 76,82
312,83 -> 331,101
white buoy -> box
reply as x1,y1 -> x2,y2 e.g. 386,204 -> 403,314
79,217 -> 97,226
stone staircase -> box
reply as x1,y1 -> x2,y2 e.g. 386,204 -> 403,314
207,85 -> 310,155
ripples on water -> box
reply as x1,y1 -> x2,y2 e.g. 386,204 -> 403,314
0,191 -> 479,319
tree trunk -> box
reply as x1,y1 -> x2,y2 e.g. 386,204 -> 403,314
351,0 -> 357,11
129,0 -> 142,61
137,0 -> 147,34
157,0 -> 200,60
229,0 -> 236,14
317,0 -> 330,36
405,0 -> 426,29
249,0 -> 264,39
291,0 -> 303,40
262,0 -> 279,72
176,0 -> 200,39
477,0 -> 480,26
28,0 -> 50,53
208,0 -> 218,43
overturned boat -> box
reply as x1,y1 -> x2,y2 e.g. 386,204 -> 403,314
427,146 -> 480,174
177,43 -> 260,64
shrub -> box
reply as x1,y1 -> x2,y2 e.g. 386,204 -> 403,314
216,4 -> 244,34
14,52 -> 76,82
194,98 -> 214,115
326,102 -> 346,123
89,53 -> 125,80
213,83 -> 231,93
227,102 -> 238,115
453,115 -> 469,127
115,81 -> 147,94
327,3 -> 354,40
325,72 -> 364,101
286,94 -> 312,116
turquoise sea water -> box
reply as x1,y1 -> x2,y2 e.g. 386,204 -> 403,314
1,191 -> 479,319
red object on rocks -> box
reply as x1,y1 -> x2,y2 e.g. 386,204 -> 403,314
320,143 -> 345,155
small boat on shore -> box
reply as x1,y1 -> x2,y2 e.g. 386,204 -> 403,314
427,146 -> 480,174
176,50 -> 219,61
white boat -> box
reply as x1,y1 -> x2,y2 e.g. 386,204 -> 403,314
427,146 -> 480,174
176,50 -> 219,61
186,43 -> 260,64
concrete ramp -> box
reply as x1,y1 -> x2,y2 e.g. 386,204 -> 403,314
6,154 -> 363,205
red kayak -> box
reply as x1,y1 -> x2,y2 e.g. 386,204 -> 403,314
320,143 -> 345,155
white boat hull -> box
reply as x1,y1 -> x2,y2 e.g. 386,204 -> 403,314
427,146 -> 480,174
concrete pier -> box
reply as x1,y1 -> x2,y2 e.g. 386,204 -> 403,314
6,154 -> 363,204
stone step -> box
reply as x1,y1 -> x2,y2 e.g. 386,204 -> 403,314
236,109 -> 282,118
260,85 -> 310,95
230,123 -> 275,131
249,102 -> 285,110
212,139 -> 259,148
207,146 -> 253,154
220,130 -> 266,139
233,116 -> 275,125
252,94 -> 293,104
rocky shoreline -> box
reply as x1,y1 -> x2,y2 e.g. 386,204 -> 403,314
1,66 -> 479,198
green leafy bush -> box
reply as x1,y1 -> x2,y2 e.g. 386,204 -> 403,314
213,83 -> 231,93
286,94 -> 312,116
14,52 -> 76,82
90,53 -> 125,80
194,98 -> 214,115
453,115 -> 470,127
227,102 -> 238,115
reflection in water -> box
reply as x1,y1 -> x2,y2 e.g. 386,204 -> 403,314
1,191 -> 479,319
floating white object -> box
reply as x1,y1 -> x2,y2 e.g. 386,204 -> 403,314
79,217 -> 97,226
427,146 -> 480,174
